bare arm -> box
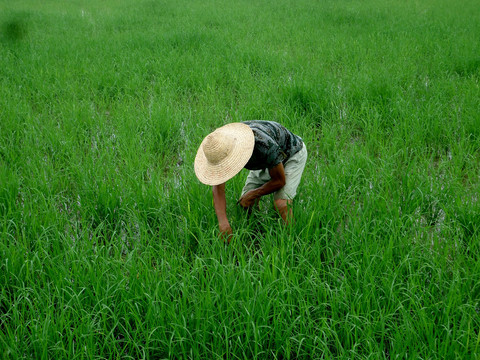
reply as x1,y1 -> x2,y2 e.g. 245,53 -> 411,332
238,163 -> 286,208
212,183 -> 232,237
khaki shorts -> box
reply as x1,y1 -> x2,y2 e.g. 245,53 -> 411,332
241,143 -> 307,200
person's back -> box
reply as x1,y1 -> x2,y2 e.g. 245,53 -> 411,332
242,120 -> 304,170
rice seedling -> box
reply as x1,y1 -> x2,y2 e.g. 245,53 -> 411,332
1,0 -> 479,358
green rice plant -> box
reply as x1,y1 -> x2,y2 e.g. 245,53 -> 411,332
1,0 -> 479,358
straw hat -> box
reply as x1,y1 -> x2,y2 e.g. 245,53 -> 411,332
194,123 -> 255,185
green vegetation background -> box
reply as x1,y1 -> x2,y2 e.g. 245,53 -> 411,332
1,0 -> 479,358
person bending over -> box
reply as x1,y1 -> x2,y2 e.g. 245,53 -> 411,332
194,120 -> 307,238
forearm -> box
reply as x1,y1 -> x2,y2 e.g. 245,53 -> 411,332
248,178 -> 285,199
212,184 -> 230,227
239,163 -> 286,208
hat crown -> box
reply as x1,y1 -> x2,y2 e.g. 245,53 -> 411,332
203,131 -> 235,165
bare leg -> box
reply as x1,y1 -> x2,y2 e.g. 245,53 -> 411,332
274,199 -> 293,224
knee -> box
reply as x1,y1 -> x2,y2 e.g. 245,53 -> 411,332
274,199 -> 293,223
274,199 -> 290,212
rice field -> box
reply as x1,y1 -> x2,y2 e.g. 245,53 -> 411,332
1,0 -> 480,358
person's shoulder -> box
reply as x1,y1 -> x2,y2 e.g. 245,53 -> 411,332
242,120 -> 264,126
242,120 -> 281,129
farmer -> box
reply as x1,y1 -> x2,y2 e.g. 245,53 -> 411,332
194,121 -> 307,238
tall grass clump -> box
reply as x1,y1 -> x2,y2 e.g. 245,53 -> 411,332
1,0 -> 479,358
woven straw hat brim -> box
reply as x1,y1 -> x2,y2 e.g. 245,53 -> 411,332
194,123 -> 254,185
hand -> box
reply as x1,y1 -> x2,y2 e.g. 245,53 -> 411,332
219,223 -> 233,242
238,190 -> 257,208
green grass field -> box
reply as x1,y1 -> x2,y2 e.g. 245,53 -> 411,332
1,0 -> 480,358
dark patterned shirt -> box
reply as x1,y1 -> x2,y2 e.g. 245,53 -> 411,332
242,121 -> 303,170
